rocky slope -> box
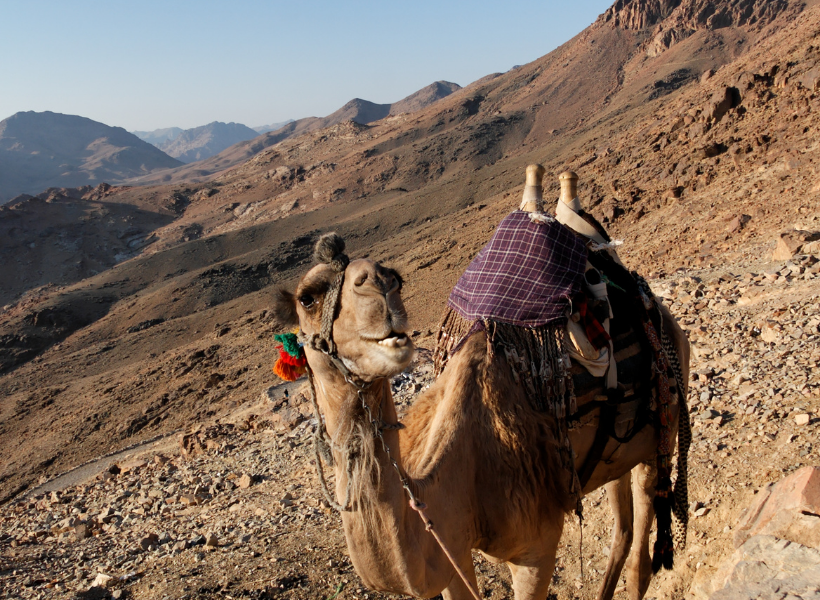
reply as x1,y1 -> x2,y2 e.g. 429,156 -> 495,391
0,262 -> 817,600
126,80 -> 462,186
158,122 -> 261,163
0,112 -> 182,203
1,0 -> 816,498
1,0 -> 819,597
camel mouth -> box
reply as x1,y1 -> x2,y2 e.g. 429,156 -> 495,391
375,332 -> 409,349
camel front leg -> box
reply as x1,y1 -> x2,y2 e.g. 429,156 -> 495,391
626,461 -> 656,600
507,524 -> 563,600
596,471 -> 634,600
441,551 -> 480,600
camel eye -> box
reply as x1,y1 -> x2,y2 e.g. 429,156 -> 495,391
299,294 -> 315,309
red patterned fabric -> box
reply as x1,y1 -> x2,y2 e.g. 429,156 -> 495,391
575,295 -> 611,350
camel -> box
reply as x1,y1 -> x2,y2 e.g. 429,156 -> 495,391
272,182 -> 689,600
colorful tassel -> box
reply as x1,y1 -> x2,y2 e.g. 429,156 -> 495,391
272,330 -> 307,381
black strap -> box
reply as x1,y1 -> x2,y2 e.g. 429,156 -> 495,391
577,400 -> 617,490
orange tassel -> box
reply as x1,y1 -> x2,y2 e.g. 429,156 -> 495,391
273,359 -> 306,381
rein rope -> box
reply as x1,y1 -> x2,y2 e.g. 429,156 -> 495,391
299,235 -> 482,600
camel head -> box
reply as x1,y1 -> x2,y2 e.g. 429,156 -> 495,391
273,233 -> 414,382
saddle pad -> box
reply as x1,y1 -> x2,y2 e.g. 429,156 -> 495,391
448,210 -> 587,327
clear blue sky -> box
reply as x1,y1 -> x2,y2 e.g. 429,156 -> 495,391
0,0 -> 614,131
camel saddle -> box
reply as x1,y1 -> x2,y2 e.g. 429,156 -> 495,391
438,209 -> 674,490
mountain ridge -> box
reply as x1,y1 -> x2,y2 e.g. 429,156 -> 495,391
131,126 -> 183,146
0,111 -> 182,203
157,121 -> 260,163
126,80 -> 462,186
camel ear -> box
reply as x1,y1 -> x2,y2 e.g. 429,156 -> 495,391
271,288 -> 298,328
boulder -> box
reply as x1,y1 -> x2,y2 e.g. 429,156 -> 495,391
773,230 -> 820,261
799,67 -> 820,92
689,536 -> 820,600
688,469 -> 820,600
733,466 -> 820,550
277,407 -> 304,430
706,87 -> 740,124
90,573 -> 114,588
237,473 -> 256,489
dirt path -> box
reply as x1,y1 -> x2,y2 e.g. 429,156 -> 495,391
23,380 -> 303,499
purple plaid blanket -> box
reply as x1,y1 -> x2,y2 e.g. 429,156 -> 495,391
448,211 -> 587,327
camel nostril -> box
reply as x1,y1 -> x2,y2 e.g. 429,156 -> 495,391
354,273 -> 368,286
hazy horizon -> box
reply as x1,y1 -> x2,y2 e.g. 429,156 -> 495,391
1,0 -> 613,132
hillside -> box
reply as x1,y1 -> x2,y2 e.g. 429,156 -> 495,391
1,0 -> 819,598
158,121 -> 260,163
0,112 -> 183,203
126,80 -> 462,186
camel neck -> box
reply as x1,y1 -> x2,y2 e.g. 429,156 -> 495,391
310,363 -> 393,435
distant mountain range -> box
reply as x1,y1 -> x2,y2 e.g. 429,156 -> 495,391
131,127 -> 183,146
252,120 -> 295,134
128,80 -> 462,186
157,122 -> 259,163
0,111 -> 183,203
0,80 -> 463,199
132,122 -> 260,163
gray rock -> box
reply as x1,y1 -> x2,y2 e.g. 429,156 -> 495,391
707,536 -> 820,600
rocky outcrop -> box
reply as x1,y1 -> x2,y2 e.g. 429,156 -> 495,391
773,230 -> 820,261
601,0 -> 795,57
688,468 -> 820,600
602,0 -> 790,31
733,467 -> 820,550
704,536 -> 820,600
600,0 -> 681,30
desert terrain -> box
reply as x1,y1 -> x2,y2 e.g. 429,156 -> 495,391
1,0 -> 819,598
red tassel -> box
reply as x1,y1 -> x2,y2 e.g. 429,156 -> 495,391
277,351 -> 307,368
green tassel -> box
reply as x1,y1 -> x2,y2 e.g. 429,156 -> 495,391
274,332 -> 302,357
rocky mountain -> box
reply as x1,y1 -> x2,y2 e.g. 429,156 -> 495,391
126,80 -> 462,185
252,119 -> 295,134
2,0 -> 820,598
388,80 -> 462,114
131,127 -> 183,146
157,121 -> 261,163
314,82 -> 463,126
0,112 -> 183,203
322,98 -> 391,125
